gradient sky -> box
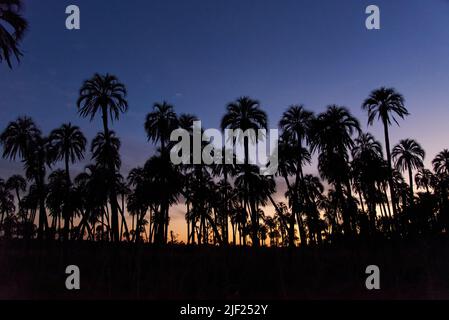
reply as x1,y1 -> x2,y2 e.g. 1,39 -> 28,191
1,0 -> 449,241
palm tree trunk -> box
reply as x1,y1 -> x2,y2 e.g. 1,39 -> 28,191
102,107 -> 120,242
359,191 -> 365,213
117,205 -> 130,241
186,210 -> 190,245
131,213 -> 135,241
38,181 -> 48,240
222,169 -> 229,245
335,180 -> 351,237
408,167 -> 414,204
0,210 -> 4,227
383,121 -> 398,219
15,188 -> 21,211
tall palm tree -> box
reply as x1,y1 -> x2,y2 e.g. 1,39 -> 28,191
143,155 -> 183,244
145,101 -> 178,155
277,135 -> 311,246
279,104 -> 314,246
49,123 -> 86,239
46,169 -> 70,237
77,73 -> 128,242
73,164 -> 111,240
211,146 -> 238,245
221,97 -> 267,246
0,179 -> 14,225
432,150 -> 449,231
144,102 -> 179,243
5,174 -> 26,208
302,174 -> 324,244
433,149 -> 449,175
234,165 -> 275,246
0,116 -> 49,239
221,97 -> 267,166
49,123 -> 86,182
0,0 -> 28,68
351,133 -> 385,233
310,105 -> 361,237
91,131 -> 121,170
392,139 -> 425,201
415,168 -> 433,194
362,87 -> 409,217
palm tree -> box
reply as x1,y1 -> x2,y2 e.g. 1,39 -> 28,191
221,97 -> 267,166
49,123 -> 86,182
392,139 -> 425,201
432,151 -> 449,230
362,87 -> 409,217
127,166 -> 153,243
5,174 -> 26,208
279,105 -> 314,246
143,155 -> 183,244
221,97 -> 267,246
0,179 -> 14,227
211,147 -> 238,245
0,0 -> 28,68
46,169 -> 70,237
433,149 -> 449,175
77,73 -> 128,242
49,123 -> 86,239
73,164 -> 111,240
144,102 -> 180,244
91,131 -> 121,170
310,105 -> 361,237
0,117 -> 49,239
351,133 -> 385,233
277,135 -> 311,246
234,165 -> 276,246
145,101 -> 178,155
415,168 -> 433,195
302,174 -> 324,244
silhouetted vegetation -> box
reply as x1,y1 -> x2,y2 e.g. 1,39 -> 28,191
0,75 -> 447,248
0,0 -> 27,68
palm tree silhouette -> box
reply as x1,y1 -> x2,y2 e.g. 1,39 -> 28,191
49,123 -> 86,182
310,105 -> 361,237
144,102 -> 180,243
211,147 -> 237,245
392,139 -> 425,202
46,169 -> 71,237
432,150 -> 449,230
49,123 -> 86,239
73,164 -> 111,240
0,117 -> 50,239
5,174 -> 26,210
145,101 -> 178,156
221,97 -> 267,166
362,87 -> 409,218
0,179 -> 15,231
302,174 -> 324,244
415,168 -> 434,195
234,165 -> 275,246
221,97 -> 267,246
77,73 -> 128,242
351,133 -> 385,233
0,0 -> 27,68
432,149 -> 449,175
279,105 -> 314,246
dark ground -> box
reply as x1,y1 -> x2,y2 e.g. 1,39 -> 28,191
1,238 -> 449,300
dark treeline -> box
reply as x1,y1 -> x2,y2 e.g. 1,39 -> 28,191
1,0 -> 449,248
0,72 -> 448,247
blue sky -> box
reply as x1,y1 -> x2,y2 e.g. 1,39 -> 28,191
1,0 -> 449,180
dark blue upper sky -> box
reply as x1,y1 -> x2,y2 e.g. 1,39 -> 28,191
1,0 -> 449,177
